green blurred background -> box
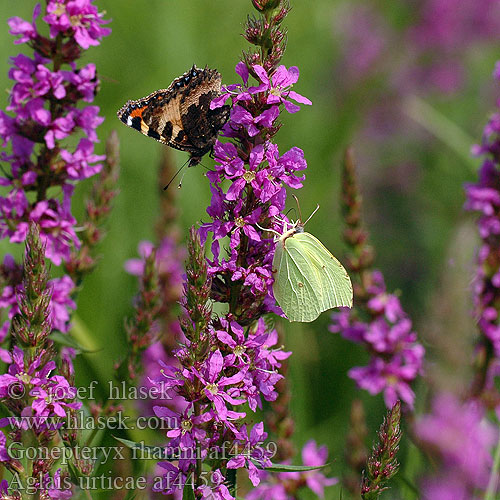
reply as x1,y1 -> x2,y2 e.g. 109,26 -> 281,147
0,1 -> 498,497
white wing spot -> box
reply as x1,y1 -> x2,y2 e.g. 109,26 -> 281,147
127,116 -> 133,127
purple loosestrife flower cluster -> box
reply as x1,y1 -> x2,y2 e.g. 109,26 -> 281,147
0,2 -> 112,497
0,0 -> 111,350
1,1 -> 110,261
465,65 -> 500,398
122,151 -> 185,419
330,271 -> 424,409
330,150 -> 424,409
415,393 -> 497,499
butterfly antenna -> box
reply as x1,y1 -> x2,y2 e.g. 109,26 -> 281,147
292,194 -> 303,222
303,204 -> 320,226
163,158 -> 190,190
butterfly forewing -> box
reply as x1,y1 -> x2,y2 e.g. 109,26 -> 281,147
117,66 -> 230,165
272,230 -> 353,322
273,240 -> 324,322
292,232 -> 353,308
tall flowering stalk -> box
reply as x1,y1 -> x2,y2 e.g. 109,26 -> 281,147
0,2 -> 112,498
330,149 -> 424,409
465,63 -> 500,402
409,62 -> 500,500
143,1 -> 342,497
0,0 -> 111,366
65,130 -> 120,283
361,401 -> 402,499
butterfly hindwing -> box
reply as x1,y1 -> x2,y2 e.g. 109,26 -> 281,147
117,66 -> 230,164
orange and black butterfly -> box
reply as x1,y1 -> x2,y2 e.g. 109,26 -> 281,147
117,65 -> 230,166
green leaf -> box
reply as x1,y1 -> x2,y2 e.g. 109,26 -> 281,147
257,461 -> 330,473
183,483 -> 196,500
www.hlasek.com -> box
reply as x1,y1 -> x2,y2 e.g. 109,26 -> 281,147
2,410 -> 171,431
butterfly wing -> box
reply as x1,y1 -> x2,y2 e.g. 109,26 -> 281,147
273,232 -> 353,322
273,239 -> 322,322
179,69 -> 230,154
117,66 -> 229,160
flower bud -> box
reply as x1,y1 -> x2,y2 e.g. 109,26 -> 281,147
252,0 -> 281,13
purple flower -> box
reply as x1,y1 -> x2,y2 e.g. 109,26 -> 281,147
60,138 -> 104,179
0,190 -> 30,243
0,274 -> 75,333
44,0 -> 111,49
46,469 -> 73,499
154,405 -> 208,450
0,346 -> 81,420
153,461 -> 187,495
0,480 -> 9,499
8,4 -> 41,44
194,350 -> 247,421
197,470 -> 234,500
465,63 -> 500,376
48,275 -> 77,332
0,346 -> 52,399
293,441 -> 338,497
0,432 -> 9,463
330,271 -> 424,408
228,422 -> 272,486
31,375 -> 81,418
348,355 -> 420,408
230,104 -> 279,137
252,65 -> 312,113
30,196 -> 80,266
63,63 -> 99,101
